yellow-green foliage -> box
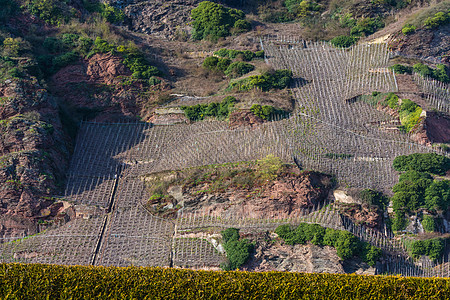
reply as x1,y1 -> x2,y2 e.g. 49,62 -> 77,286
0,263 -> 449,299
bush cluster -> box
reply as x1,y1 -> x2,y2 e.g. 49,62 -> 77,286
275,223 -> 381,266
330,16 -> 384,48
382,94 -> 422,132
202,56 -> 231,72
406,238 -> 445,261
284,0 -> 322,18
390,155 -> 450,232
214,48 -> 264,61
224,61 -> 255,78
423,10 -> 450,29
229,69 -> 292,91
358,189 -> 389,211
389,64 -> 412,74
393,153 -> 450,176
350,17 -> 385,36
27,0 -> 71,25
330,35 -> 358,48
401,24 -> 416,35
221,228 -> 253,270
180,96 -> 236,121
191,1 -> 251,41
250,104 -> 274,120
413,63 -> 449,83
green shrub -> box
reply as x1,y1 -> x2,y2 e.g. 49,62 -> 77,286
101,4 -> 125,24
202,56 -> 219,70
413,63 -> 433,77
214,49 -> 263,61
408,238 -> 445,261
402,24 -> 416,35
421,215 -> 436,232
181,96 -> 236,121
284,0 -> 321,18
276,223 -> 380,266
392,153 -> 450,175
229,69 -> 292,91
27,0 -> 69,25
392,178 -> 432,212
330,35 -> 357,48
323,228 -> 340,247
424,180 -> 450,211
233,19 -> 252,33
225,61 -> 254,78
392,211 -> 407,231
0,0 -> 18,23
390,64 -> 412,74
360,243 -> 382,266
399,170 -> 433,183
350,17 -> 384,36
383,92 -> 399,109
221,228 -> 253,270
52,51 -> 79,71
424,11 -> 450,29
191,1 -> 249,41
432,64 -> 449,83
358,189 -> 388,211
148,76 -> 161,86
250,104 -> 274,120
217,57 -> 232,71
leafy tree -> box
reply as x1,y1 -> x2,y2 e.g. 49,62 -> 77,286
335,231 -> 359,260
424,180 -> 450,211
250,104 -> 274,120
413,63 -> 433,77
191,1 -> 249,41
398,170 -> 433,183
392,210 -> 407,231
221,228 -> 253,270
402,24 -> 416,35
350,17 -> 384,36
392,153 -> 450,175
360,243 -> 382,266
225,61 -> 254,78
424,11 -> 450,29
202,56 -> 219,70
216,57 -> 232,71
421,215 -> 436,232
222,228 -> 240,244
390,64 -> 412,74
359,189 -> 388,211
323,228 -> 340,247
28,0 -> 68,25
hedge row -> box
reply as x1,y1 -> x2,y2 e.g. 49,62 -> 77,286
1,264 -> 449,299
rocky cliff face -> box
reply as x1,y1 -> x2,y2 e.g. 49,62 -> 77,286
106,0 -> 202,40
157,171 -> 334,220
390,24 -> 450,64
0,78 -> 70,238
50,53 -> 166,122
243,232 -> 375,275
